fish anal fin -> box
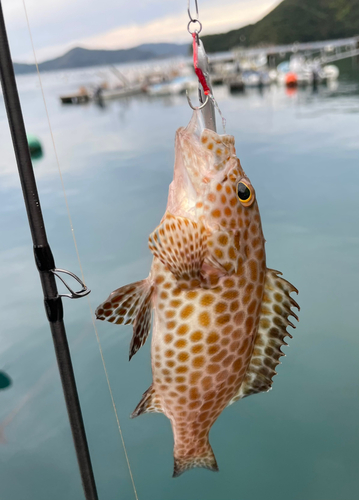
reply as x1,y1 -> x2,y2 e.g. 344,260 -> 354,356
130,385 -> 163,418
149,213 -> 207,286
96,279 -> 154,359
228,268 -> 299,404
173,444 -> 219,478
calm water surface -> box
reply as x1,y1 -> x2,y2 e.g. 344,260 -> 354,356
0,60 -> 359,500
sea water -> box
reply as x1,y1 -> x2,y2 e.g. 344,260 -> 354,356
0,59 -> 358,500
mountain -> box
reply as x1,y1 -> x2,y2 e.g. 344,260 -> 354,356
135,43 -> 190,58
13,43 -> 189,75
201,0 -> 359,52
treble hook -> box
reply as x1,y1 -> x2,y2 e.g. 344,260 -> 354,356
186,90 -> 209,110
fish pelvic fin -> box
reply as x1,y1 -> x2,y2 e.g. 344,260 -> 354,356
228,268 -> 299,404
130,385 -> 163,418
173,444 -> 219,478
149,213 -> 207,288
95,279 -> 154,360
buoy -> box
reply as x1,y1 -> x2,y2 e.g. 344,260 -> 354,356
285,72 -> 298,88
27,134 -> 43,159
0,371 -> 12,390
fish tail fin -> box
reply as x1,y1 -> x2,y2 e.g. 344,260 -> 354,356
173,442 -> 219,478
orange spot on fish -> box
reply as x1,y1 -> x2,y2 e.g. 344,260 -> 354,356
198,311 -> 211,327
175,339 -> 187,349
206,332 -> 219,344
176,365 -> 188,373
177,324 -> 189,335
211,209 -> 221,218
193,356 -> 205,368
191,330 -> 203,342
216,314 -> 230,325
208,345 -> 220,355
207,193 -> 216,203
178,352 -> 189,362
191,344 -> 203,354
214,248 -> 223,259
180,304 -> 194,319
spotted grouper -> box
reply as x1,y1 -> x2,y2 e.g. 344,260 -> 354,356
96,110 -> 299,477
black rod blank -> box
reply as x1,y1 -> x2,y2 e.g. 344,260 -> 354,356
0,3 -> 98,499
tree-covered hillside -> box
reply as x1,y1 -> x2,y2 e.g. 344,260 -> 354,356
202,0 -> 359,52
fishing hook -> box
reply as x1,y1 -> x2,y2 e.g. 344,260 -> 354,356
186,90 -> 209,110
187,0 -> 201,35
51,268 -> 91,299
187,0 -> 199,22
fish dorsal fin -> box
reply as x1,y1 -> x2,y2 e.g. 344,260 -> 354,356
149,213 -> 207,286
96,279 -> 154,360
228,269 -> 299,405
130,385 -> 163,418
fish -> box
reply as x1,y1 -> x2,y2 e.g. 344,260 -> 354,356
96,110 -> 299,477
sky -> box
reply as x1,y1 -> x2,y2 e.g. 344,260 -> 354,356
2,0 -> 281,63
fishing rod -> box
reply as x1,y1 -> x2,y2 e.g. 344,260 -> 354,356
0,3 -> 98,499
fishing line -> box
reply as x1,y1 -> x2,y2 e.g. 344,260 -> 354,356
21,2 -> 139,498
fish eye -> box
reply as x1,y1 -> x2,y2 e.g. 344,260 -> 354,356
237,181 -> 254,206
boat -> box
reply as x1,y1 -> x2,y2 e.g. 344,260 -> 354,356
60,87 -> 90,104
226,69 -> 271,92
147,75 -> 198,96
277,56 -> 339,86
227,74 -> 245,92
92,83 -> 145,101
242,70 -> 271,88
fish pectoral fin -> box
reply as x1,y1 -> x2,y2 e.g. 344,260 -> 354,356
228,268 -> 299,404
96,279 -> 154,360
205,230 -> 240,276
130,385 -> 163,418
149,213 -> 207,284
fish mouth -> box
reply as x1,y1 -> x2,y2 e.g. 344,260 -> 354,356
166,111 -> 237,219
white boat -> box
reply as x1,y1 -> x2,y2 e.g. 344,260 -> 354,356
242,70 -> 271,87
277,55 -> 339,85
92,83 -> 145,101
147,76 -> 198,96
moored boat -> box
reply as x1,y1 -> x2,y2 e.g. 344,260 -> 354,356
147,75 -> 198,96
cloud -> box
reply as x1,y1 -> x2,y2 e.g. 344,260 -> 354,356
4,0 -> 280,62
80,0 -> 278,49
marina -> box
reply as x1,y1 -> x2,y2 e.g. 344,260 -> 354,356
56,36 -> 359,105
1,54 -> 359,499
